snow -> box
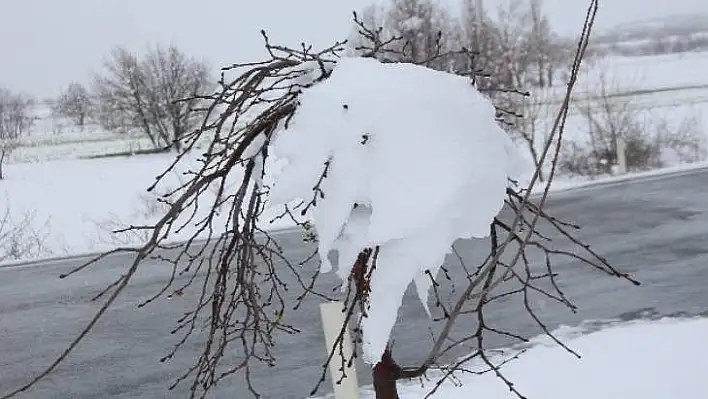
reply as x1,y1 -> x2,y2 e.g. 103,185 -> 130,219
0,153 -> 293,263
541,51 -> 708,112
578,52 -> 708,94
351,316 -> 708,398
266,57 -> 516,364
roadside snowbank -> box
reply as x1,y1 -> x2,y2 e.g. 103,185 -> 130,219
361,316 -> 708,398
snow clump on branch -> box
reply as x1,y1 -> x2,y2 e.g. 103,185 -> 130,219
266,57 -> 519,364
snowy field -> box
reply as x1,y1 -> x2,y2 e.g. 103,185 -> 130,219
10,106 -> 157,164
575,51 -> 708,95
0,152 -> 300,263
534,52 -> 708,150
10,132 -> 156,164
347,316 -> 708,399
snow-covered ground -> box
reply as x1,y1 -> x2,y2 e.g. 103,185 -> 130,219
10,133 -> 156,164
0,152 -> 287,263
350,316 -> 708,399
576,51 -> 708,95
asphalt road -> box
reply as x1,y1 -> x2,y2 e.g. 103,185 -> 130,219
2,167 -> 708,399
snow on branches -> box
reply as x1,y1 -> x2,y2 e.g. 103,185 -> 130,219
267,56 -> 515,363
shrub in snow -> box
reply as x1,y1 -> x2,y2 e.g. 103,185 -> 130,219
266,57 -> 516,363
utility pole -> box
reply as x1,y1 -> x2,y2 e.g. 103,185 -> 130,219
320,301 -> 359,399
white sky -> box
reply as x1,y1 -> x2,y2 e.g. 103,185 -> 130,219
2,0 -> 707,97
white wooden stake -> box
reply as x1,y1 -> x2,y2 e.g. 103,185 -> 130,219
616,137 -> 627,174
319,301 -> 359,399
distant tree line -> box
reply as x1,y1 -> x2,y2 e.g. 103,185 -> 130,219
348,0 -> 574,177
350,0 -> 572,90
48,45 -> 213,152
352,0 -> 707,178
0,89 -> 34,179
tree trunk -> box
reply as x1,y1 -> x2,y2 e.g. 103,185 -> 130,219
529,144 -> 544,182
172,125 -> 183,152
350,249 -> 402,399
0,150 -> 6,180
373,348 -> 400,399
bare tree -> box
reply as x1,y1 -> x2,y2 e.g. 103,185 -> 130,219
387,0 -> 456,65
561,68 -> 707,176
352,0 -> 566,96
350,0 -> 459,71
527,0 -> 559,87
457,0 -> 554,158
510,87 -> 555,180
458,0 -> 568,91
654,113 -> 707,164
53,82 -> 93,129
93,45 -> 212,151
140,46 -> 213,151
92,47 -> 150,138
490,0 -> 533,90
0,88 -> 34,179
578,69 -> 653,174
458,0 -> 505,87
2,3 -> 640,399
0,207 -> 51,262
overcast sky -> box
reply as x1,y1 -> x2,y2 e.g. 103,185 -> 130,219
3,0 -> 707,97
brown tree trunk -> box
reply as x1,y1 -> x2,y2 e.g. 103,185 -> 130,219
373,348 -> 401,399
350,248 -> 402,399
0,150 -> 6,180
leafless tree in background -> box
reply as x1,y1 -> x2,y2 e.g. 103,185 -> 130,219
351,0 -> 459,71
577,69 -> 653,174
493,0 -> 534,89
385,0 -> 457,67
53,82 -> 93,129
0,88 -> 34,179
140,46 -> 213,151
92,48 -> 149,138
0,207 -> 51,262
351,0 -> 570,92
457,0 -> 505,88
93,45 -> 212,151
456,0 -> 574,171
561,69 -> 707,176
527,0 -> 562,87
653,113 -> 708,164
510,88 -> 555,181
2,2 -> 641,399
